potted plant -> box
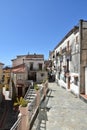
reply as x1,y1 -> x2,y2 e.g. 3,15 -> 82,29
14,97 -> 29,107
14,97 -> 30,130
14,97 -> 29,114
34,83 -> 39,91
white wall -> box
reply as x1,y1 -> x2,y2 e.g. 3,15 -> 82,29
25,60 -> 44,70
53,28 -> 80,95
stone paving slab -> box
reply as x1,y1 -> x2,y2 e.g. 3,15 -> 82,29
46,83 -> 87,130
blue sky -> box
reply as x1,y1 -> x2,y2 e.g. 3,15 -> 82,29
0,0 -> 87,66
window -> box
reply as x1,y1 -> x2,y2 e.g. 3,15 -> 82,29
76,44 -> 79,52
39,63 -> 42,70
67,41 -> 70,52
76,36 -> 78,44
62,47 -> 66,54
60,47 -> 62,54
30,62 -> 33,70
74,76 -> 78,86
41,73 -> 44,77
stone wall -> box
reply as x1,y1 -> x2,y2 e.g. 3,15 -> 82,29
80,20 -> 87,94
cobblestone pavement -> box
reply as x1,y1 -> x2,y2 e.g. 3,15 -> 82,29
46,82 -> 87,130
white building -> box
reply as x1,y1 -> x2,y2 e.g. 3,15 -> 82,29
11,53 -> 47,97
50,20 -> 87,98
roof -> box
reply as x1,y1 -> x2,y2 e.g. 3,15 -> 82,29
26,54 -> 44,59
11,54 -> 44,61
12,67 -> 25,73
11,64 -> 24,69
11,64 -> 25,73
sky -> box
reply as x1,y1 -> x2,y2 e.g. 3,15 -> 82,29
0,0 -> 87,66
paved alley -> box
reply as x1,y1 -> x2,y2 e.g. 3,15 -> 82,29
45,82 -> 87,130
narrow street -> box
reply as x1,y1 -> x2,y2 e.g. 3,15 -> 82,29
45,83 -> 87,130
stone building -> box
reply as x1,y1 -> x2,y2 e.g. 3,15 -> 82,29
49,19 -> 87,98
11,53 -> 47,97
3,66 -> 11,90
0,62 -> 4,82
0,62 -> 4,103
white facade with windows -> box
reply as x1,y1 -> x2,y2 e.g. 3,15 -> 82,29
50,26 -> 80,96
11,54 -> 47,97
11,54 -> 47,83
50,20 -> 87,98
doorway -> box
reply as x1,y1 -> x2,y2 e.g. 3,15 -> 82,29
28,72 -> 36,82
18,87 -> 22,97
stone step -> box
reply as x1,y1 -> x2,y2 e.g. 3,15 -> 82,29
28,94 -> 36,96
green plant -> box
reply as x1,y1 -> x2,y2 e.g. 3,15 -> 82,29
34,84 -> 39,90
14,97 -> 28,107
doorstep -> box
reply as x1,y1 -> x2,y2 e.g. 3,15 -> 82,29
80,94 -> 87,103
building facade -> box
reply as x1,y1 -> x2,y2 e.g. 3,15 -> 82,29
11,53 -> 47,97
49,20 -> 87,98
0,62 -> 4,103
0,62 -> 4,82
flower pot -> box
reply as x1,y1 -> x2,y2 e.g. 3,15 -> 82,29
19,105 -> 28,115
